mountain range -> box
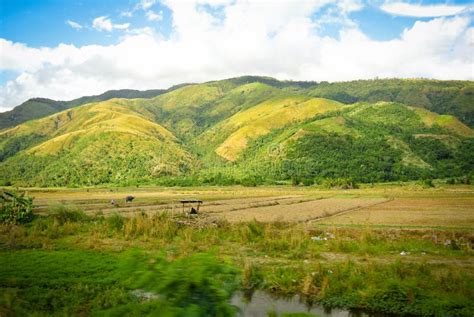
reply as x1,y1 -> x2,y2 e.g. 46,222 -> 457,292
0,76 -> 473,187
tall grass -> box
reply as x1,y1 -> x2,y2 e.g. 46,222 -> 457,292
1,209 -> 473,316
48,204 -> 88,225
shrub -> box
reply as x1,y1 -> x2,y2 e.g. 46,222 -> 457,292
419,179 -> 435,188
446,178 -> 456,185
0,189 -> 34,224
240,175 -> 263,187
49,204 -> 88,225
121,252 -> 239,316
107,213 -> 125,231
301,178 -> 314,186
321,178 -> 358,189
446,175 -> 471,185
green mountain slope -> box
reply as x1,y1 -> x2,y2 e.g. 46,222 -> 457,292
235,101 -> 473,183
136,81 -> 284,141
0,77 -> 473,187
0,99 -> 193,186
310,79 -> 474,127
198,96 -> 343,161
4,76 -> 472,131
0,88 -> 171,130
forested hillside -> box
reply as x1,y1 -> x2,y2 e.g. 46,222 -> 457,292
0,77 -> 472,187
310,79 -> 474,127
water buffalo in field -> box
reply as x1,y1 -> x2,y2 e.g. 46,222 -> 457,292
125,195 -> 135,203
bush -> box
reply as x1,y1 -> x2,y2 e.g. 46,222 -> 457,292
240,175 -> 263,187
419,179 -> 435,188
240,177 -> 258,187
0,189 -> 34,224
446,178 -> 456,185
291,177 -> 301,186
446,175 -> 471,185
121,252 -> 239,316
107,213 -> 125,231
49,204 -> 88,225
321,178 -> 358,189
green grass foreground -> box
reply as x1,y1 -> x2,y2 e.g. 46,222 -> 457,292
1,208 -> 473,316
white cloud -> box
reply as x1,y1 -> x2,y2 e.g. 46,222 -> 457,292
114,23 -> 130,30
146,10 -> 163,21
120,11 -> 133,17
92,16 -> 130,32
126,26 -> 157,37
338,0 -> 364,13
66,20 -> 83,30
0,0 -> 473,110
139,0 -> 156,10
381,2 -> 467,18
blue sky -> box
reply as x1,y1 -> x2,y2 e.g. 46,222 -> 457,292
0,0 -> 173,47
2,0 -> 471,46
0,0 -> 473,110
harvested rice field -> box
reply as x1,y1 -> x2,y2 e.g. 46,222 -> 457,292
26,183 -> 474,227
318,197 -> 474,228
207,197 -> 390,222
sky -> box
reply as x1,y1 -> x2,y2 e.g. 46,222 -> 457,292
0,0 -> 473,111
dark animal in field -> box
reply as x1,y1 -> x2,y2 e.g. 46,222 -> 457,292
190,207 -> 198,215
125,196 -> 135,203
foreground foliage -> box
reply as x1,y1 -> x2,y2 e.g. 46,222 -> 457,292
0,189 -> 33,224
0,207 -> 472,316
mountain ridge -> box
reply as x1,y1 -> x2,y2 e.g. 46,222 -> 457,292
0,85 -> 192,130
2,76 -> 473,130
0,76 -> 473,187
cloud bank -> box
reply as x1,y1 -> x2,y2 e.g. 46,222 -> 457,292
381,2 -> 467,18
0,0 -> 473,111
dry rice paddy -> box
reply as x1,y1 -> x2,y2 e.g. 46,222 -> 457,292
26,184 -> 474,228
319,197 -> 474,228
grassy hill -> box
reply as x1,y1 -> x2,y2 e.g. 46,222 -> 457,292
0,100 -> 193,186
0,77 -> 473,187
0,88 -> 171,130
199,96 -> 342,161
